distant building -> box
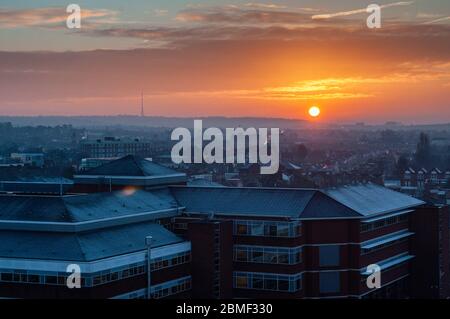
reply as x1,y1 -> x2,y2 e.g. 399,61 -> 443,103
0,156 -> 447,299
80,137 -> 154,158
79,158 -> 119,171
10,153 -> 44,168
73,155 -> 187,192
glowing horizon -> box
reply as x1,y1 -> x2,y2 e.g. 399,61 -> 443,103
0,0 -> 449,124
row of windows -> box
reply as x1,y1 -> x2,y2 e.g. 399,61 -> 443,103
234,246 -> 302,265
112,276 -> 192,300
234,272 -> 302,292
361,238 -> 409,255
151,252 -> 191,271
234,271 -> 342,295
151,276 -> 192,299
234,220 -> 301,238
0,251 -> 191,287
360,214 -> 409,233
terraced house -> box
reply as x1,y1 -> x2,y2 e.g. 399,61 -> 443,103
0,156 -> 447,299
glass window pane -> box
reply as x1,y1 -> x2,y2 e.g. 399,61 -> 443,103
278,279 -> 289,291
236,276 -> 248,289
320,272 -> 340,294
236,249 -> 248,262
252,275 -> 264,289
263,249 -> 278,264
237,224 -> 248,235
264,278 -> 278,291
251,223 -> 264,236
277,224 -> 289,237
319,246 -> 340,267
278,250 -> 289,264
251,249 -> 264,263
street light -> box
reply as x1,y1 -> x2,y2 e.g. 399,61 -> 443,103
146,236 -> 153,299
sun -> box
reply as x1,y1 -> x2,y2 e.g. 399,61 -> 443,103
308,106 -> 321,118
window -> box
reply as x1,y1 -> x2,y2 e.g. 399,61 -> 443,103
361,223 -> 372,232
319,246 -> 340,267
361,214 -> 410,233
374,220 -> 385,229
45,276 -> 57,285
251,223 -> 264,236
236,275 -> 248,289
264,276 -> 278,291
265,224 -> 278,237
252,275 -> 264,289
320,272 -> 340,294
1,273 -> 12,282
386,217 -> 397,225
235,248 -> 248,262
277,224 -> 289,237
234,272 -> 302,292
263,249 -> 278,264
151,276 -> 192,299
28,275 -> 40,283
278,250 -> 289,264
236,223 -> 248,235
234,246 -> 303,265
234,220 -> 302,238
290,248 -> 302,264
251,249 -> 264,263
278,277 -> 290,291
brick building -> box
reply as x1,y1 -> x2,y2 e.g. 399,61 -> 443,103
0,156 -> 447,299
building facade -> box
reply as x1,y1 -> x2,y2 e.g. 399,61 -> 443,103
80,137 -> 154,158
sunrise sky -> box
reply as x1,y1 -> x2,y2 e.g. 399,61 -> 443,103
0,0 -> 449,123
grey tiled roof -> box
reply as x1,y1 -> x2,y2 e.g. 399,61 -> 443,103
170,183 -> 424,218
323,184 -> 425,216
171,186 -> 318,218
0,189 -> 178,223
0,221 -> 183,261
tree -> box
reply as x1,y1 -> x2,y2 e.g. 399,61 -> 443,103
395,155 -> 409,178
293,144 -> 308,162
415,132 -> 431,168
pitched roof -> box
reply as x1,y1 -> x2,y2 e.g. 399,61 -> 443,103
0,189 -> 179,223
323,183 -> 424,216
170,186 -> 343,218
81,155 -> 183,177
0,222 -> 183,261
170,183 -> 424,219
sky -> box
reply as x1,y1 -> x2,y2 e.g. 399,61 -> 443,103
0,0 -> 449,124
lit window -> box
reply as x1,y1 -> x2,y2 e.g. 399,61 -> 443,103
236,276 -> 248,289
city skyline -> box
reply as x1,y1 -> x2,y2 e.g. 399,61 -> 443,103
0,0 -> 449,123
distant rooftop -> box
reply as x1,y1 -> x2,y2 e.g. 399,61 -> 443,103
74,155 -> 187,186
80,155 -> 181,177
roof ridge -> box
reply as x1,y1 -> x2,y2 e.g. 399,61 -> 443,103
316,190 -> 362,217
133,156 -> 148,176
